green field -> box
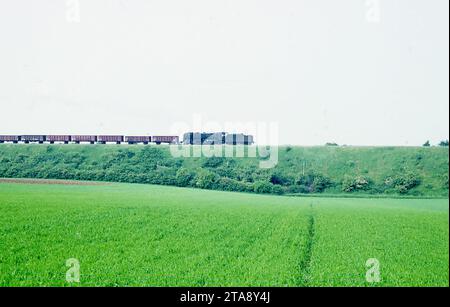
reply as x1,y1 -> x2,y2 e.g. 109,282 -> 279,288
0,181 -> 448,286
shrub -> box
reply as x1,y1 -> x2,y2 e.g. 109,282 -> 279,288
202,157 -> 225,168
312,174 -> 333,192
271,184 -> 285,195
342,175 -> 371,192
296,172 -> 332,193
216,177 -> 249,193
438,140 -> 449,147
286,185 -> 311,194
234,167 -> 256,183
195,170 -> 217,189
175,167 -> 195,187
253,181 -> 274,194
384,172 -> 421,194
296,173 -> 315,188
269,171 -> 294,186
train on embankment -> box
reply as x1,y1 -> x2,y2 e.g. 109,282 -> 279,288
0,132 -> 254,145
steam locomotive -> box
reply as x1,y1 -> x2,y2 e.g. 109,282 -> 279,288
182,132 -> 254,145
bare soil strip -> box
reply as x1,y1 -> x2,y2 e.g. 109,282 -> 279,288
296,203 -> 316,286
0,178 -> 110,186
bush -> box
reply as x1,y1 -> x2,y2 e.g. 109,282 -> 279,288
195,170 -> 217,189
342,175 -> 371,192
385,173 -> 421,194
271,184 -> 285,195
253,181 -> 274,194
438,140 -> 449,147
216,177 -> 250,193
269,171 -> 294,186
312,174 -> 333,192
202,157 -> 225,168
296,172 -> 332,193
286,185 -> 311,194
296,173 -> 315,189
175,167 -> 195,187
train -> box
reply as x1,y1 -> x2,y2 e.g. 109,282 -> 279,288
0,135 -> 179,145
0,132 -> 254,145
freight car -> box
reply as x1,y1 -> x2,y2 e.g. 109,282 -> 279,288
125,136 -> 151,144
0,135 -> 20,143
46,135 -> 71,144
97,135 -> 124,144
71,135 -> 97,144
21,135 -> 46,144
152,136 -> 179,145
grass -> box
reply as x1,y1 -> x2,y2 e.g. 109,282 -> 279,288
309,198 -> 449,286
0,180 -> 448,286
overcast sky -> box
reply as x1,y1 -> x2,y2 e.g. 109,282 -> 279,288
0,0 -> 448,145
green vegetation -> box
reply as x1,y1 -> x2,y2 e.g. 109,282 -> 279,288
0,144 -> 448,196
0,181 -> 448,286
309,197 -> 449,286
439,140 -> 449,147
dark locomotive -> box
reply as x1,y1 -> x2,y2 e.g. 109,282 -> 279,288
182,132 -> 254,145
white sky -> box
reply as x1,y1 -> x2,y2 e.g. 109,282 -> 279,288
0,0 -> 448,145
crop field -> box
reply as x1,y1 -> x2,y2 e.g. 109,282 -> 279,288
0,180 -> 448,286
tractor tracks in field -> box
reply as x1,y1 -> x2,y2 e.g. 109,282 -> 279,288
296,203 -> 316,286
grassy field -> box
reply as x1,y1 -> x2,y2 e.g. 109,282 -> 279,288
0,180 -> 448,286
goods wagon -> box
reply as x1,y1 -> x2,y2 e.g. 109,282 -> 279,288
125,136 -> 151,144
152,136 -> 179,145
98,135 -> 124,144
46,135 -> 71,144
21,135 -> 46,143
71,135 -> 97,144
0,135 -> 20,143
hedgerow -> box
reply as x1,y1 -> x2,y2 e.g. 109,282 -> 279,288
0,145 -> 448,196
